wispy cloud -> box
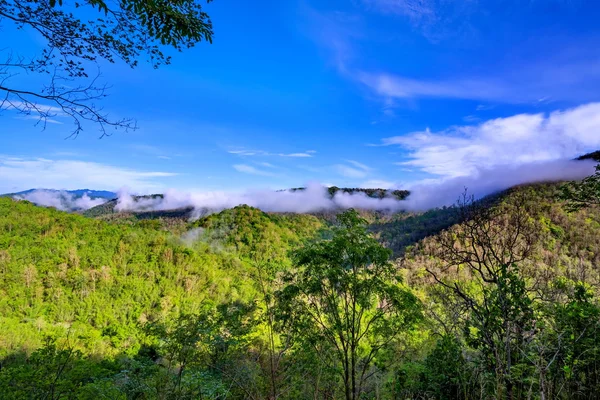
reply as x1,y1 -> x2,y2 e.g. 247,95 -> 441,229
284,152 -> 314,158
334,164 -> 369,179
300,4 -> 365,73
360,0 -> 436,21
228,148 -> 315,158
361,53 -> 600,107
15,115 -> 63,125
358,72 -> 520,103
463,115 -> 480,123
14,190 -> 108,211
256,162 -> 277,168
358,0 -> 480,43
131,144 -> 176,160
345,159 -> 372,171
303,2 -> 600,107
334,160 -> 377,180
233,164 -> 278,177
52,151 -> 85,157
0,157 -> 176,193
4,100 -> 66,116
380,102 -> 600,178
360,179 -> 395,189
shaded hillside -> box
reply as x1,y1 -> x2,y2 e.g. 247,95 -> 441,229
577,150 -> 600,162
404,182 -> 600,275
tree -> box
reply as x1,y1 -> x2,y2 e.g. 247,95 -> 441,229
143,302 -> 259,399
0,338 -> 117,399
425,191 -> 540,400
547,283 -> 600,399
0,0 -> 214,137
276,209 -> 422,400
561,164 -> 600,211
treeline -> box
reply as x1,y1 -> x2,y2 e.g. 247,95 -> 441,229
286,186 -> 410,200
0,178 -> 599,399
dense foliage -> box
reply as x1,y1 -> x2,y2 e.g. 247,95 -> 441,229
1,177 -> 600,399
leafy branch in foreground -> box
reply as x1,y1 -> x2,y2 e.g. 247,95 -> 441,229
0,0 -> 214,137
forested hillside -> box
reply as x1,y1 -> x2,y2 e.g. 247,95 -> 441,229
0,199 -> 322,355
1,180 -> 600,399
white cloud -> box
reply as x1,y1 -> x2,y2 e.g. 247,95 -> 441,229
404,160 -> 596,210
345,159 -> 372,171
304,0 -> 600,108
358,55 -> 600,104
334,164 -> 369,178
228,149 -> 315,158
256,162 -> 277,168
4,100 -> 66,116
233,164 -> 277,177
0,157 -> 177,193
114,156 -> 596,216
360,179 -> 395,189
359,72 -> 516,103
228,150 -> 261,156
283,152 -> 313,158
115,183 -> 405,216
381,102 -> 600,178
463,115 -> 480,123
15,115 -> 63,125
131,144 -> 175,160
14,190 -> 108,211
333,160 -> 379,181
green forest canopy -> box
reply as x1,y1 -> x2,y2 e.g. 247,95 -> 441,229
0,180 -> 600,399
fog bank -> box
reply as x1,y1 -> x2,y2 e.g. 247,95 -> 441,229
403,159 -> 597,210
115,159 -> 596,216
13,190 -> 108,211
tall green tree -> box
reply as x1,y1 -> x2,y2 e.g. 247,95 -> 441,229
0,0 -> 214,136
276,209 -> 422,400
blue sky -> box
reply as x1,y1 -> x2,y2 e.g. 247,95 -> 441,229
2,0 -> 600,194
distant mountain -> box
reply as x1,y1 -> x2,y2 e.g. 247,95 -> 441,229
4,189 -> 117,212
83,194 -> 196,220
5,189 -> 117,200
83,188 -> 411,220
